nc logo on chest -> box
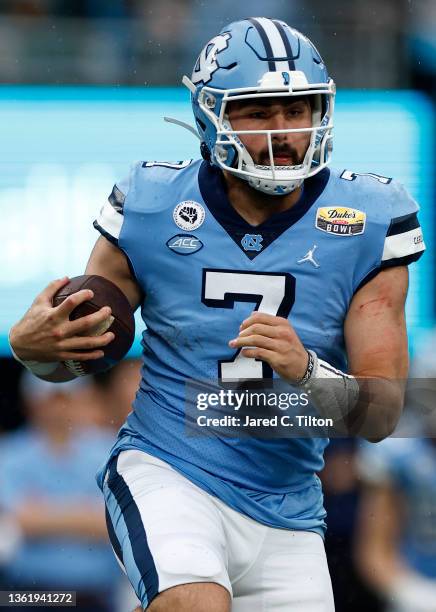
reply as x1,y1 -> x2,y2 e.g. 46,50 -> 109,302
241,234 -> 263,252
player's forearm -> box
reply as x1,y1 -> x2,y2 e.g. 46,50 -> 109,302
297,351 -> 404,440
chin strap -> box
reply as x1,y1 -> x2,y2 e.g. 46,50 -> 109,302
247,176 -> 302,196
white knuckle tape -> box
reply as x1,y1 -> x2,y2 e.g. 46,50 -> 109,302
8,333 -> 59,376
8,333 -> 64,377
22,360 -> 60,376
88,315 -> 114,336
300,350 -> 360,421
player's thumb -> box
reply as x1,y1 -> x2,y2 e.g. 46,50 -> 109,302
38,277 -> 70,304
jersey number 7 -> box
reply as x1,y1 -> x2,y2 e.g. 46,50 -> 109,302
202,270 -> 296,381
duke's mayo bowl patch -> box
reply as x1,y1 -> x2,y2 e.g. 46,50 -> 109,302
315,207 -> 366,236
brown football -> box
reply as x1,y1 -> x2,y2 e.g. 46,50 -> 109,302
52,274 -> 135,375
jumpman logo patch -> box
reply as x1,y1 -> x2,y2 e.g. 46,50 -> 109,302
297,244 -> 320,268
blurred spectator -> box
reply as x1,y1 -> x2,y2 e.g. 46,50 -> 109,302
0,373 -> 121,611
355,437 -> 436,612
0,0 -> 427,87
0,1 -> 131,18
321,439 -> 383,612
128,0 -> 192,85
353,336 -> 436,610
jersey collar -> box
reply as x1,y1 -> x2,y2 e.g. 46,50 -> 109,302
198,161 -> 330,260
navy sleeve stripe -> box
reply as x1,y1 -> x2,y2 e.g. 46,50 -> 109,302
93,220 -> 119,246
94,201 -> 123,240
108,184 -> 126,214
386,212 -> 419,237
92,221 -> 140,288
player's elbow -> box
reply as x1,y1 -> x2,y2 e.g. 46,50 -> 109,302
358,379 -> 404,442
364,403 -> 403,443
364,413 -> 401,443
364,432 -> 392,444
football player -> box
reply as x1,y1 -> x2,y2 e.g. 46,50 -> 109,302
9,18 -> 425,612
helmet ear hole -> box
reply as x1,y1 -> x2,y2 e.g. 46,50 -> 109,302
228,145 -> 239,168
196,118 -> 207,133
214,143 -> 240,168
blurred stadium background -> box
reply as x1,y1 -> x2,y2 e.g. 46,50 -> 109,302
0,1 -> 435,611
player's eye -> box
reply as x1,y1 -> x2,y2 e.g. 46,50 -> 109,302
287,107 -> 303,116
248,111 -> 267,119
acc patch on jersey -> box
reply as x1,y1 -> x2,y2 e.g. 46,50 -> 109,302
173,201 -> 205,231
315,206 -> 366,236
166,234 -> 203,255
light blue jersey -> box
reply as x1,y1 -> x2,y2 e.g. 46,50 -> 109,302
95,159 -> 424,536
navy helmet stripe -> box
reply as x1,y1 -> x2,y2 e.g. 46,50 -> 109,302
108,456 -> 159,605
248,18 -> 276,71
272,20 -> 296,70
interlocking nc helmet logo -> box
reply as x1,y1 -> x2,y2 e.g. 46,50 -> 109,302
297,244 -> 320,268
241,234 -> 263,252
191,33 -> 232,85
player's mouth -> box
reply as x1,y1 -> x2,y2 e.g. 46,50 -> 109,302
258,148 -> 300,166
272,155 -> 294,165
258,156 -> 297,167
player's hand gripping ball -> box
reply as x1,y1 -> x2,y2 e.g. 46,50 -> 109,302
53,275 -> 135,376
